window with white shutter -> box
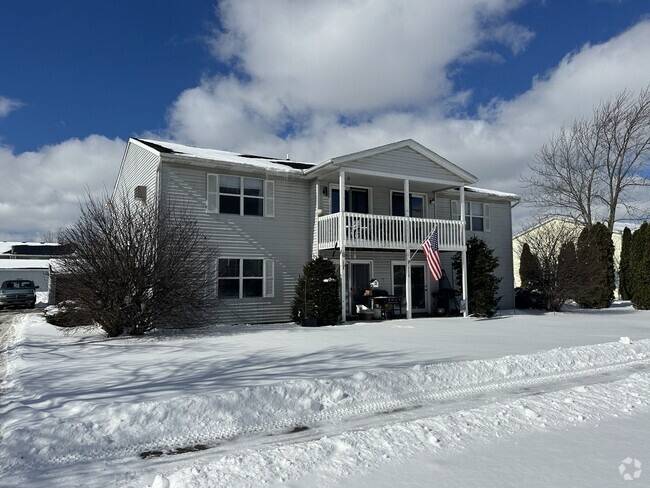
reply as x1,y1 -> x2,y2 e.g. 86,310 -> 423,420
207,174 -> 272,217
452,200 -> 490,232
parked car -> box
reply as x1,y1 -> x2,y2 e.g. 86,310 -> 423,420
0,279 -> 39,309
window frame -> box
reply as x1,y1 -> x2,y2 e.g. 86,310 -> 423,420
329,184 -> 372,214
451,200 -> 491,232
217,257 -> 274,299
207,174 -> 275,217
390,191 -> 427,218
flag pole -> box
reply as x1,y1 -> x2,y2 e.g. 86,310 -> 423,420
409,227 -> 437,261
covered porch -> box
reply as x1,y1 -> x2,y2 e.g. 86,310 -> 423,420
309,169 -> 471,322
304,140 -> 479,323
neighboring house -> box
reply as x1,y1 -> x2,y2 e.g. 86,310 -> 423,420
512,218 -> 641,297
0,242 -> 65,303
113,138 -> 520,324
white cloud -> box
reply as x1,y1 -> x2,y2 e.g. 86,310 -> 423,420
0,96 -> 22,118
485,21 -> 535,55
164,6 -> 650,231
203,0 -> 531,115
0,136 -> 125,241
6,4 -> 650,241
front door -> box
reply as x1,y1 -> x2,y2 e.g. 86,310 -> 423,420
392,262 -> 427,314
348,262 -> 371,315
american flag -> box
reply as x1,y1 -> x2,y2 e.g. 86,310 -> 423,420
422,229 -> 442,281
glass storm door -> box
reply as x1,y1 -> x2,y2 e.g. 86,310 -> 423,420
348,262 -> 371,315
392,263 -> 427,313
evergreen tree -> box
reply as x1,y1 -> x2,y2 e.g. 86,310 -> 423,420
619,227 -> 633,300
453,237 -> 502,317
630,222 -> 650,309
519,242 -> 542,289
574,223 -> 615,308
556,241 -> 578,309
291,257 -> 341,326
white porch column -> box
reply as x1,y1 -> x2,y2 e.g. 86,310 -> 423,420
460,185 -> 469,318
339,170 -> 346,323
314,182 -> 320,259
404,178 -> 412,319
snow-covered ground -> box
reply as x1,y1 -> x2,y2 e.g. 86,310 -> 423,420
1,304 -> 650,487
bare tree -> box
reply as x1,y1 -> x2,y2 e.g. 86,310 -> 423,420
523,86 -> 650,231
57,192 -> 218,337
516,218 -> 581,311
38,229 -> 61,243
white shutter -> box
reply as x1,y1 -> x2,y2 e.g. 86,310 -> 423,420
484,204 -> 491,232
263,259 -> 274,297
264,180 -> 275,218
451,200 -> 459,220
207,174 -> 219,213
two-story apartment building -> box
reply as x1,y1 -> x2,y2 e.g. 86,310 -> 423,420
113,138 -> 519,324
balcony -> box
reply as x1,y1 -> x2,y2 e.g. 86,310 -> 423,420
316,212 -> 466,251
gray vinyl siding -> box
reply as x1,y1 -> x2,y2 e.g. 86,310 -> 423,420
437,195 -> 515,309
344,147 -> 465,183
161,162 -> 311,324
113,142 -> 160,202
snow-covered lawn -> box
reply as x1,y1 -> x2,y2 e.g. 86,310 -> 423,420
1,304 -> 650,487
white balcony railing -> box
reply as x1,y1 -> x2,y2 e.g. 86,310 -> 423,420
317,212 -> 466,251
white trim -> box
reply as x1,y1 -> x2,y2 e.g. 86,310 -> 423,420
264,180 -> 275,218
207,174 -> 218,213
263,259 -> 274,297
329,167 -> 468,186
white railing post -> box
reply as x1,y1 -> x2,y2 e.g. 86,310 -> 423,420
339,170 -> 346,323
460,185 -> 468,318
314,182 -> 320,259
404,179 -> 412,320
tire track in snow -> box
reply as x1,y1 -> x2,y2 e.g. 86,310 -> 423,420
167,372 -> 650,488
12,352 -> 650,468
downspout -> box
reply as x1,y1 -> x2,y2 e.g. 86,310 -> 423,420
339,170 -> 346,323
404,178 -> 412,319
460,185 -> 468,318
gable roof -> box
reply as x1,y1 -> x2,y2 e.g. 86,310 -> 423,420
135,138 -> 314,173
305,139 -> 478,184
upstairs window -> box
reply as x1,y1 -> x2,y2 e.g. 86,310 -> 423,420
452,201 -> 491,232
207,175 -> 274,217
391,192 -> 425,218
330,187 -> 369,214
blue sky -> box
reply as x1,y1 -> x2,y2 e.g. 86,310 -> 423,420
1,0 -> 649,240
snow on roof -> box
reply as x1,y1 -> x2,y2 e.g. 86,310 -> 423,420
137,138 -> 314,173
465,186 -> 520,200
0,242 -> 59,254
0,259 -> 50,270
